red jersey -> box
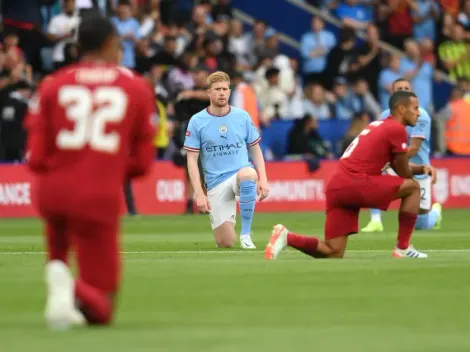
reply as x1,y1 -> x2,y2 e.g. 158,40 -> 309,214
339,117 -> 408,176
25,62 -> 156,220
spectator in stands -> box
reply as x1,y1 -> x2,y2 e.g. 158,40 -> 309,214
441,87 -> 470,155
257,67 -> 289,121
330,76 -> 355,120
247,20 -> 267,65
112,0 -> 142,69
323,27 -> 356,90
439,23 -> 470,81
335,0 -> 372,30
287,114 -> 332,166
340,111 -> 370,154
420,38 -> 436,66
167,51 -> 197,98
352,24 -> 381,99
212,0 -> 232,19
258,28 -> 280,60
350,79 -> 381,119
228,19 -> 251,70
458,0 -> 470,31
186,4 -> 209,33
150,35 -> 179,67
230,71 -> 263,128
300,16 -> 336,84
378,53 -> 402,109
2,0 -> 44,71
401,39 -> 433,111
273,55 -> 304,119
412,0 -> 439,41
47,0 -> 80,71
0,80 -> 32,162
303,83 -> 332,120
379,0 -> 417,50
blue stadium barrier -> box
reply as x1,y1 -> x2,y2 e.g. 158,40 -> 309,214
260,118 -> 351,159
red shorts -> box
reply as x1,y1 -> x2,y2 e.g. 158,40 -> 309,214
324,172 -> 404,240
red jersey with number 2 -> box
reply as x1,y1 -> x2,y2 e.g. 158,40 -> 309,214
24,62 -> 156,221
339,117 -> 408,176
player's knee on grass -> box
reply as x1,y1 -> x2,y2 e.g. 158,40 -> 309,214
214,222 -> 236,248
237,167 -> 258,183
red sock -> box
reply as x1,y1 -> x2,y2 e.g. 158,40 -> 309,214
75,280 -> 113,325
397,212 -> 417,250
287,233 -> 319,258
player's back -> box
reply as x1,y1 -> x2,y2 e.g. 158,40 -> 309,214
28,62 -> 155,219
338,117 -> 408,176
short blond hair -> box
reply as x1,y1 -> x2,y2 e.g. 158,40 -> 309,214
207,71 -> 230,88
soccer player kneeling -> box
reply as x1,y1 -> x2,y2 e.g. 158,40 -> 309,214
183,71 -> 269,249
266,91 -> 435,260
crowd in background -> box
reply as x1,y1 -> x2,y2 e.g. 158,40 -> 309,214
1,0 -> 470,168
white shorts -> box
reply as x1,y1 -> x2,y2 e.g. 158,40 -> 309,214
207,174 -> 239,230
417,177 -> 431,210
384,167 -> 431,210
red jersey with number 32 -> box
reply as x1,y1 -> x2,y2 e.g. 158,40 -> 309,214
339,117 -> 408,176
24,62 -> 156,219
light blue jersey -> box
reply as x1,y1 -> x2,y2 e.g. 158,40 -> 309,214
183,106 -> 260,190
379,108 -> 431,179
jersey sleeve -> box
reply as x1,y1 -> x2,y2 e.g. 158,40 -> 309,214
388,124 -> 409,154
127,78 -> 156,178
245,112 -> 261,147
183,117 -> 200,152
24,80 -> 51,173
409,111 -> 431,140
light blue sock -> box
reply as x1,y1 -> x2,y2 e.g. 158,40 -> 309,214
370,208 -> 382,222
239,180 -> 257,236
415,210 -> 439,230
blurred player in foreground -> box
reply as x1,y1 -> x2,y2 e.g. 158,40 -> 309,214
362,78 -> 442,232
183,71 -> 269,249
25,16 -> 155,329
266,91 -> 436,259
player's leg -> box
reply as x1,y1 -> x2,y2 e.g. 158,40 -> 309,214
265,208 -> 356,260
43,216 -> 85,329
72,218 -> 120,325
392,178 -> 428,258
362,168 -> 397,233
236,167 -> 257,249
361,208 -> 384,232
414,177 -> 442,230
208,176 -> 237,248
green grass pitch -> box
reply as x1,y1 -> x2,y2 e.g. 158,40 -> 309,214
1,210 -> 470,352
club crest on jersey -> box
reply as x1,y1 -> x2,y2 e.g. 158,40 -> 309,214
219,124 -> 228,134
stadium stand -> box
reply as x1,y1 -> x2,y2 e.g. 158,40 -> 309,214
1,0 -> 470,164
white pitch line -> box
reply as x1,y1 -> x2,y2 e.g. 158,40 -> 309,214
0,249 -> 469,255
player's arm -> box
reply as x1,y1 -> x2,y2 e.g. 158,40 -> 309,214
183,118 -> 207,199
127,81 -> 156,178
390,125 -> 413,179
186,150 -> 205,197
24,84 -> 49,173
407,137 -> 423,157
408,113 -> 430,157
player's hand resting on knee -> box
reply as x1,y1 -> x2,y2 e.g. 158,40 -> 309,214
196,193 -> 211,213
258,180 -> 270,201
423,165 -> 437,184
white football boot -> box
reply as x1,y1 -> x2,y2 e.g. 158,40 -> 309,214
44,260 -> 85,330
240,234 -> 256,249
392,245 -> 428,258
265,224 -> 289,260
